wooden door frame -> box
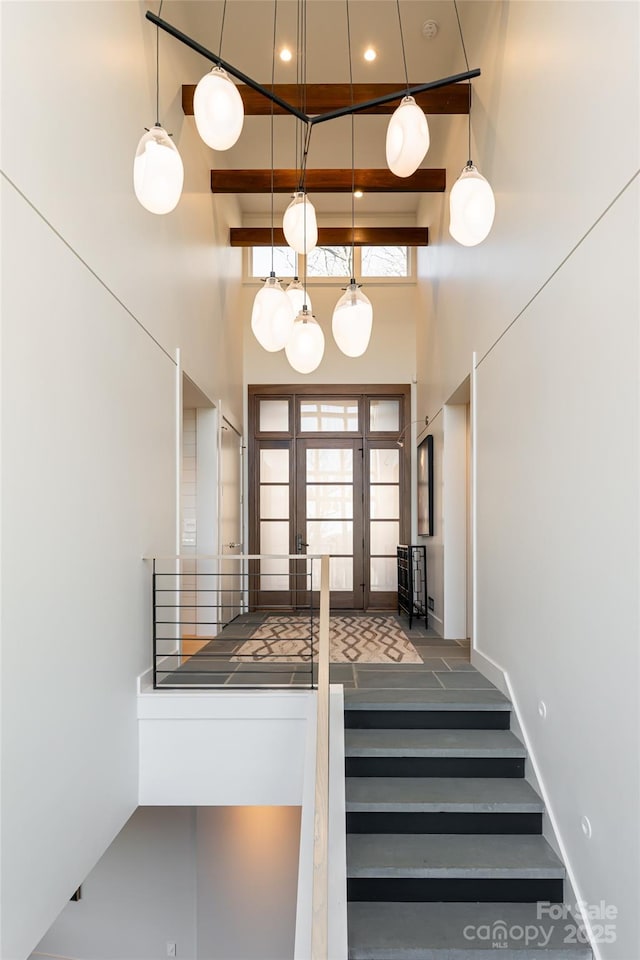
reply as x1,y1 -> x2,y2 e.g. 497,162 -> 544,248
248,383 -> 411,610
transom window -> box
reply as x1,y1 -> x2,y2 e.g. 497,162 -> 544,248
249,245 -> 411,280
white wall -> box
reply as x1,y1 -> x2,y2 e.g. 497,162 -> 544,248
1,3 -> 243,956
33,805 -> 301,960
196,807 -> 300,960
33,807 -> 198,960
415,2 -> 639,955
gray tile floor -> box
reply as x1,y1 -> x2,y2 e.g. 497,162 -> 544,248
158,612 -> 490,692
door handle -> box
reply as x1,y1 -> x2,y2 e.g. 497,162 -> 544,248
296,533 -> 309,554
226,542 -> 243,549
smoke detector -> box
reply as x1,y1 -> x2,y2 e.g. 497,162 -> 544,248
422,19 -> 439,40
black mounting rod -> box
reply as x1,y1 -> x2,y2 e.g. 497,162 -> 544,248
146,10 -> 309,122
309,69 -> 481,125
146,10 -> 480,127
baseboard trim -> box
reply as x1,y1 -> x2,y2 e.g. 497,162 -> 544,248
471,647 -> 602,960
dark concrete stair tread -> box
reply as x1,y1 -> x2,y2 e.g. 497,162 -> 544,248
344,688 -> 510,711
346,777 -> 544,812
345,729 -> 526,758
348,901 -> 592,958
347,834 -> 564,878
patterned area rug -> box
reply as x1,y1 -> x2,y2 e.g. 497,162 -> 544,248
231,615 -> 423,664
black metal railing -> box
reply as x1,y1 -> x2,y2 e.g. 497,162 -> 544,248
151,554 -> 326,689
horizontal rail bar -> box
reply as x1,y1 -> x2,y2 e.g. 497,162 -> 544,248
147,554 -> 323,561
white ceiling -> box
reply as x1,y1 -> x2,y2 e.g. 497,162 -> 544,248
169,0 -> 472,219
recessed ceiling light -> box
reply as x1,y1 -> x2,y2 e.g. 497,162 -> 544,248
354,190 -> 364,199
363,47 -> 377,62
280,47 -> 293,62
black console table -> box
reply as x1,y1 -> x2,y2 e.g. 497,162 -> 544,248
397,544 -> 428,629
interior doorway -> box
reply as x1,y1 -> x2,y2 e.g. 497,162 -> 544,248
248,385 -> 411,611
443,376 -> 472,640
219,414 -> 244,622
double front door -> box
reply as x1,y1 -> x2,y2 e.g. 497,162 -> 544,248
249,387 -> 410,611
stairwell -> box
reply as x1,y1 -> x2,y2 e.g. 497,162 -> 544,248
344,687 -> 593,959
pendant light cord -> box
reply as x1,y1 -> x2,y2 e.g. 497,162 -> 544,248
218,0 -> 228,60
453,0 -> 472,163
155,0 -> 164,125
270,0 -> 278,274
297,0 -> 312,193
395,0 -> 409,94
346,0 -> 356,281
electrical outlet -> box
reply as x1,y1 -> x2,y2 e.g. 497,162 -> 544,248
428,596 -> 435,611
166,943 -> 176,958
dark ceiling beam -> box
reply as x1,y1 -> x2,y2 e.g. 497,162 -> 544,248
211,169 -> 446,194
182,83 -> 470,117
230,227 -> 429,247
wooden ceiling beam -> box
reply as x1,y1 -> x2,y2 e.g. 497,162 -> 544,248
211,169 -> 446,194
183,83 -> 470,117
230,227 -> 429,247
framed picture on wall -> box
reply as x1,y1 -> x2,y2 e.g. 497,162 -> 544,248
417,434 -> 434,537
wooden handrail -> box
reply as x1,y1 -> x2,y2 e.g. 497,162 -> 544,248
311,555 -> 330,959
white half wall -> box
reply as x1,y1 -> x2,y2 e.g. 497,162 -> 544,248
138,691 -> 312,806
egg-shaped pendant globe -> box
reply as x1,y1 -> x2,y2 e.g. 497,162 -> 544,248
449,163 -> 496,246
282,192 -> 318,255
193,66 -> 245,151
385,96 -> 430,178
332,282 -> 373,357
133,125 -> 184,215
251,276 -> 295,351
285,310 -> 325,374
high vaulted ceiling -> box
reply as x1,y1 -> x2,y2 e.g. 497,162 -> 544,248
169,0 -> 473,220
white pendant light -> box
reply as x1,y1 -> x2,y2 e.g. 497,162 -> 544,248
285,278 -> 312,315
133,125 -> 184,215
193,66 -> 244,151
332,281 -> 373,357
251,275 -> 295,351
449,162 -> 495,246
385,96 -> 430,178
282,191 -> 318,255
285,308 -> 325,374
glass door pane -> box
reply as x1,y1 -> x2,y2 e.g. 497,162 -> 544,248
367,443 -> 403,606
296,439 -> 363,609
255,442 -> 292,603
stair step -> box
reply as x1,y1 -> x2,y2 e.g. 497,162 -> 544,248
348,901 -> 593,958
346,777 -> 543,812
345,777 -> 543,833
347,834 -> 564,903
345,728 -> 525,758
347,834 -> 564,879
344,688 -> 510,711
346,709 -> 510,730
